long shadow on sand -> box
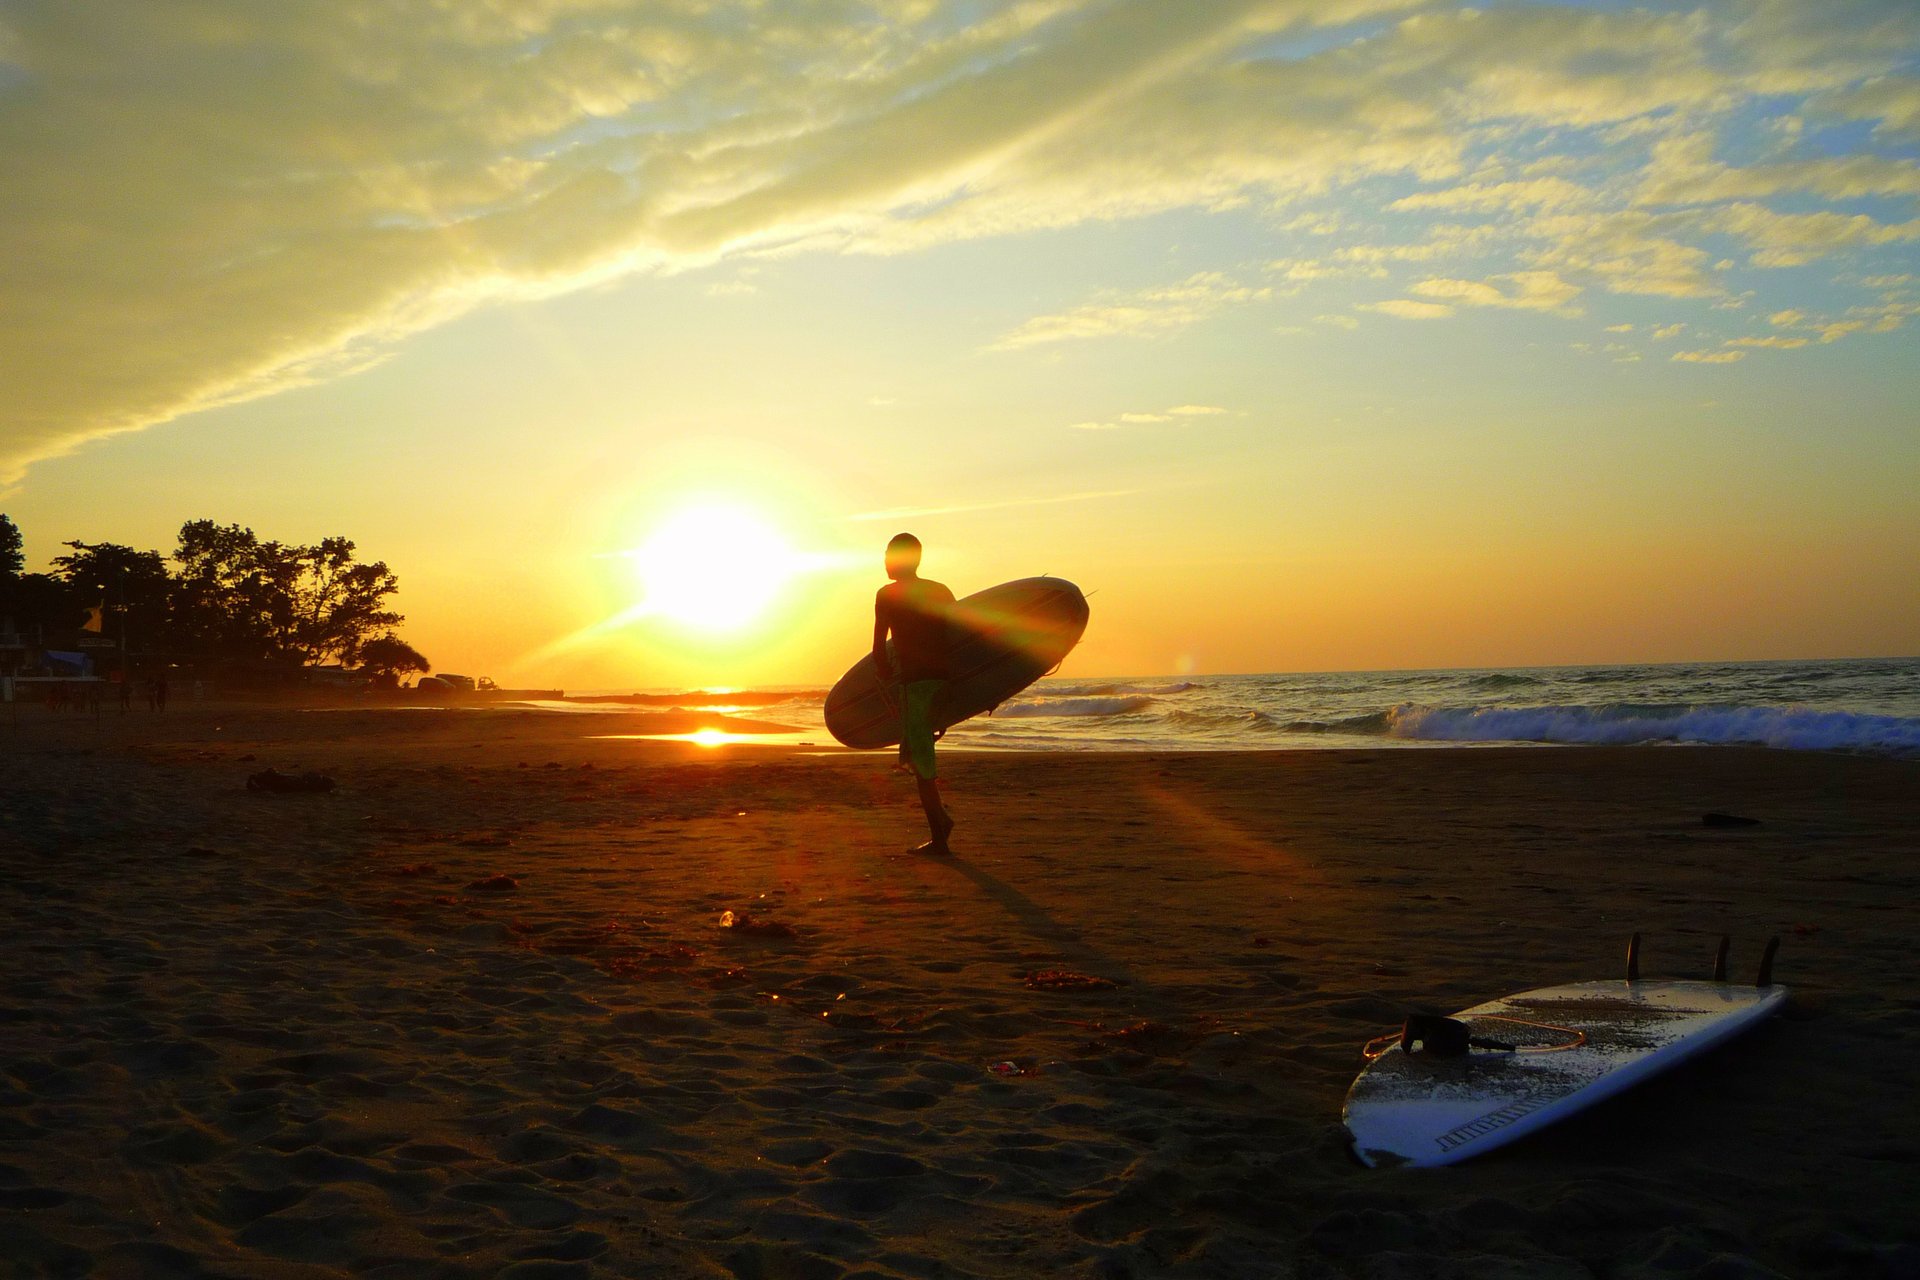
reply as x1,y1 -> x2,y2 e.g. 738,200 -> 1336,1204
923,850 -> 1154,996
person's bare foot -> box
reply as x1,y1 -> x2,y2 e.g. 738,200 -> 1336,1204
916,809 -> 954,855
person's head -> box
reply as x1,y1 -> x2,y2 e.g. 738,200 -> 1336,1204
885,532 -> 922,580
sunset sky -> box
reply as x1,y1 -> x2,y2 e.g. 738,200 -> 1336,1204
2,0 -> 1916,688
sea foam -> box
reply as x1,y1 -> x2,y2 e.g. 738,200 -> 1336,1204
1386,703 -> 1920,754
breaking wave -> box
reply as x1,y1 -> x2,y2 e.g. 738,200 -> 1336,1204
993,695 -> 1155,719
1383,703 -> 1920,754
1462,672 -> 1544,690
1047,681 -> 1198,696
1277,711 -> 1394,735
1163,708 -> 1285,732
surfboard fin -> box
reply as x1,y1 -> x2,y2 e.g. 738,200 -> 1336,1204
1756,935 -> 1780,987
1626,932 -> 1641,982
1712,935 -> 1730,983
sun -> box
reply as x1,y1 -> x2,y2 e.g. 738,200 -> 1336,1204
624,502 -> 801,633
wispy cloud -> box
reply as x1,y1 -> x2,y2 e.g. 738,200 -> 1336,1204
1409,271 -> 1584,314
988,274 -> 1271,351
1362,299 -> 1456,320
1069,403 -> 1231,431
1672,349 -> 1746,363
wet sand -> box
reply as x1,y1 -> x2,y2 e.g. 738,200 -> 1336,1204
2,705 -> 1915,1278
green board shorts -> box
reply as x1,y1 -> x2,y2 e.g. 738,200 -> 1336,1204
901,679 -> 944,779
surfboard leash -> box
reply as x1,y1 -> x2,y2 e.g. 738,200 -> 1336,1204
1362,1013 -> 1587,1062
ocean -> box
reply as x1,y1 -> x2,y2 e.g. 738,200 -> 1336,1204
561,657 -> 1920,757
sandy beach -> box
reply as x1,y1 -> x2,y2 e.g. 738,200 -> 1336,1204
2,705 -> 1915,1279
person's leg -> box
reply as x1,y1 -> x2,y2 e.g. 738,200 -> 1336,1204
915,773 -> 953,855
903,681 -> 952,854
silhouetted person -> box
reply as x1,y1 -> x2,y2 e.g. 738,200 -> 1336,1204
155,675 -> 168,712
873,533 -> 956,855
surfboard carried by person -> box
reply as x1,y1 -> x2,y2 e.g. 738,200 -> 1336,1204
873,533 -> 956,855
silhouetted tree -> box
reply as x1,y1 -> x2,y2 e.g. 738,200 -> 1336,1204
0,514 -> 22,578
173,520 -> 282,659
294,537 -> 402,667
171,521 -> 402,666
0,517 -> 78,637
4,575 -> 80,635
50,540 -> 173,658
356,633 -> 430,685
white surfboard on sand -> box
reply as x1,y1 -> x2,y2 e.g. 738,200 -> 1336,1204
1344,940 -> 1787,1169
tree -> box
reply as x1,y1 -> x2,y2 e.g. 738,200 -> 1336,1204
0,514 -> 21,578
50,540 -> 173,659
173,520 -> 281,659
171,521 -> 403,666
357,633 -> 430,685
291,537 -> 402,666
0,514 -> 53,635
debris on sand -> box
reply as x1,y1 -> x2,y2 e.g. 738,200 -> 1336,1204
246,768 -> 336,794
1025,969 -> 1117,992
717,910 -> 799,939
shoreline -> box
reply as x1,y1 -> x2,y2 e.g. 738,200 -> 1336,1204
3,706 -> 1915,1277
8,697 -> 1917,766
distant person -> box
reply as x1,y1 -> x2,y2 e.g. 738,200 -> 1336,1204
873,533 -> 956,855
155,675 -> 168,712
119,678 -> 132,712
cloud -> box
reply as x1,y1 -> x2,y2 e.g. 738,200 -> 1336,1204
1637,132 -> 1920,205
1069,403 -> 1231,431
1726,335 -> 1809,348
1388,178 -> 1591,214
1709,203 -> 1920,268
1522,210 -> 1725,299
1409,270 -> 1583,313
1652,323 -> 1688,339
1672,349 -> 1746,363
4,0 -> 1324,477
988,272 -> 1271,351
1268,256 -> 1387,288
1814,74 -> 1920,139
1769,309 -> 1805,326
1363,299 -> 1455,319
5,0 -> 1920,478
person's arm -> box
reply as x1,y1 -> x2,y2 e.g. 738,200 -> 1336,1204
872,591 -> 893,681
